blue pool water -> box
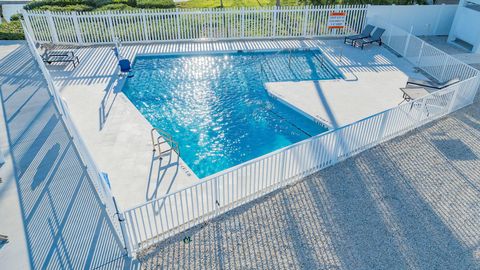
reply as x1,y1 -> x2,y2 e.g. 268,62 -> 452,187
123,50 -> 341,178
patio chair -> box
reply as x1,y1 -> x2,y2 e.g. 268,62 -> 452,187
42,49 -> 80,68
344,24 -> 375,45
355,28 -> 385,50
406,78 -> 460,90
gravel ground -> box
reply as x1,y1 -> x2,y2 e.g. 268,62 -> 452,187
138,100 -> 480,270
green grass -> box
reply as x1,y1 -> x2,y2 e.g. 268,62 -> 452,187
177,0 -> 301,9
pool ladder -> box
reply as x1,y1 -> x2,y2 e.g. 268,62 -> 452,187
151,128 -> 180,158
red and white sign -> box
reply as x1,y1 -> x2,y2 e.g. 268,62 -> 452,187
327,12 -> 347,29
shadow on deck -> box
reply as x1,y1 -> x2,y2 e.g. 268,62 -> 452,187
139,97 -> 480,269
0,44 -> 137,269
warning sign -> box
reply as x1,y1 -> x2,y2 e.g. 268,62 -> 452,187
327,12 -> 347,29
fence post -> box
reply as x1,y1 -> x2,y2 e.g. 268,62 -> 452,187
272,6 -> 277,37
45,11 -> 59,43
448,86 -> 460,113
22,11 -> 37,42
417,41 -> 424,66
440,56 -> 449,82
175,8 -> 181,40
302,6 -> 309,37
403,25 -> 413,57
214,177 -> 220,216
142,10 -> 149,41
209,9 -> 213,39
240,7 -> 245,38
72,12 -> 83,45
107,11 -> 115,43
280,151 -> 287,185
113,197 -> 134,257
118,212 -> 134,257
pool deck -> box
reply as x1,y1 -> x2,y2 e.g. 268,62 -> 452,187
48,38 -> 426,210
0,41 -> 131,270
265,41 -> 429,128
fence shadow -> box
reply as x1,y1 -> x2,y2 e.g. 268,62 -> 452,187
0,43 -> 136,269
137,99 -> 480,269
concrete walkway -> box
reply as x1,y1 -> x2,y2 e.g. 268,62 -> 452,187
138,96 -> 480,269
0,42 -> 132,269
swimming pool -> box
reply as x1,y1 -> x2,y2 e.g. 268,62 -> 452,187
123,49 -> 341,178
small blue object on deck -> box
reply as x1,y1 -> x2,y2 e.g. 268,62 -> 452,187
119,59 -> 134,77
119,59 -> 131,72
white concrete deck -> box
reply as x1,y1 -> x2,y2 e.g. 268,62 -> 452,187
0,41 -> 30,270
265,40 -> 429,128
0,41 -> 131,269
47,38 -> 426,210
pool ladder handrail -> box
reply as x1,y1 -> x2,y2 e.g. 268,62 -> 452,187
151,128 -> 181,157
259,48 -> 293,76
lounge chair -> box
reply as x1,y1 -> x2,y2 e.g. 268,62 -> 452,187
406,78 -> 460,90
399,86 -> 429,104
344,24 -> 375,45
355,28 -> 385,50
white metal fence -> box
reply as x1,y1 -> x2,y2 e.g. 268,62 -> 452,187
22,5 -> 368,44
121,20 -> 480,256
22,23 -> 128,250
22,7 -> 480,257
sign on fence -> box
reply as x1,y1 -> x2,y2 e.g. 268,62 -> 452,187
327,12 -> 347,29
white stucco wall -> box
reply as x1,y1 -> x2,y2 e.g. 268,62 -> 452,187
367,4 -> 458,36
448,0 -> 480,52
2,4 -> 25,22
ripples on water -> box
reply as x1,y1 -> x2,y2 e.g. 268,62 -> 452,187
123,50 -> 341,178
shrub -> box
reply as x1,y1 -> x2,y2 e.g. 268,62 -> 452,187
136,0 -> 174,9
35,4 -> 95,11
0,20 -> 25,40
95,3 -> 137,11
25,0 -> 110,10
111,0 -> 130,4
10,13 -> 23,21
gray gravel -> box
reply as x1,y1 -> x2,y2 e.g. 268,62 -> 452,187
138,101 -> 480,270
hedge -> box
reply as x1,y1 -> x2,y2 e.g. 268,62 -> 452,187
135,0 -> 174,8
24,0 -> 110,10
0,20 -> 25,40
95,3 -> 137,11
24,0 -> 175,11
35,4 -> 95,11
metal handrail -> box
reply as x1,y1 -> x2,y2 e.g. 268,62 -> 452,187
151,128 -> 180,157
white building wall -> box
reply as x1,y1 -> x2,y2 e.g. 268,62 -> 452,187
367,4 -> 458,36
2,4 -> 24,22
448,0 -> 480,53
